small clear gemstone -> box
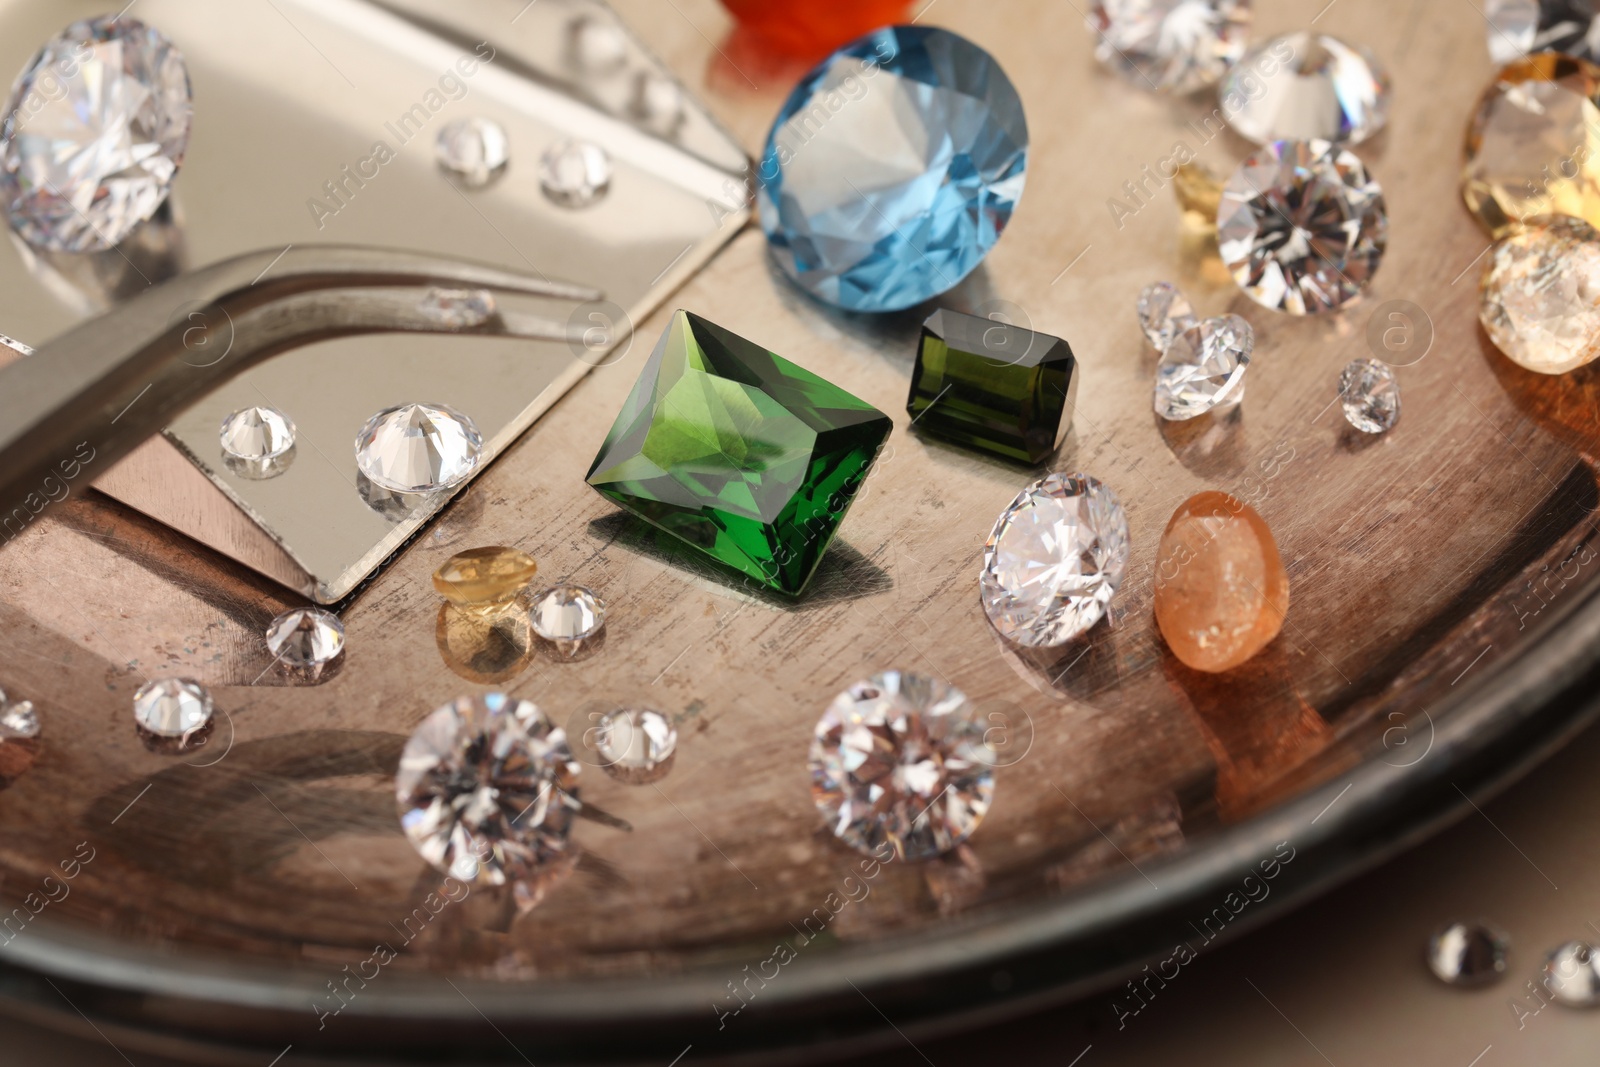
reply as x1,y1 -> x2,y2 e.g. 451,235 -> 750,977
1427,922 -> 1510,986
1544,940 -> 1600,1006
132,678 -> 213,739
1224,33 -> 1390,145
354,402 -> 482,494
1339,358 -> 1400,433
980,473 -> 1131,647
435,117 -> 509,187
1480,215 -> 1600,374
419,287 -> 496,328
1154,315 -> 1252,421
0,700 -> 38,740
539,140 -> 612,208
1463,53 -> 1600,238
1087,0 -> 1252,93
593,708 -> 677,784
1219,139 -> 1387,314
395,693 -> 581,887
568,15 -> 629,72
433,546 -> 539,609
219,406 -> 295,461
810,671 -> 995,862
1138,281 -> 1199,351
529,583 -> 606,658
0,16 -> 192,252
265,607 -> 345,668
1486,0 -> 1600,64
630,72 -> 685,134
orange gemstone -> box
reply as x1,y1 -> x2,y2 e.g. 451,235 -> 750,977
719,0 -> 912,60
1153,492 -> 1289,673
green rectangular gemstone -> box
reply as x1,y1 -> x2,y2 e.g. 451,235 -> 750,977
907,308 -> 1076,464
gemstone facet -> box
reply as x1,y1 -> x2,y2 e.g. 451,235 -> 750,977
1339,358 -> 1400,433
980,473 -> 1131,647
220,406 -> 296,462
1480,215 -> 1600,374
907,308 -> 1077,465
1464,53 -> 1600,238
1153,492 -> 1288,672
539,140 -> 612,207
1486,0 -> 1600,64
265,608 -> 345,669
529,583 -> 606,659
419,287 -> 496,328
1224,33 -> 1390,146
587,310 -> 892,595
132,678 -> 213,746
1427,922 -> 1511,986
1543,939 -> 1600,1006
435,117 -> 509,187
1138,281 -> 1200,352
810,671 -> 995,862
757,26 -> 1027,312
395,693 -> 581,886
1218,138 -> 1387,314
1154,315 -> 1253,421
593,708 -> 677,784
0,16 -> 192,252
433,546 -> 539,609
1087,0 -> 1252,93
355,402 -> 482,494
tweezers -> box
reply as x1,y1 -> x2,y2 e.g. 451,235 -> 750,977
0,244 -> 600,527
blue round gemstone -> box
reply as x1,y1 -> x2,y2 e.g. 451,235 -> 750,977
757,26 -> 1028,314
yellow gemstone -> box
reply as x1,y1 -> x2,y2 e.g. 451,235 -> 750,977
432,546 -> 538,608
1463,53 -> 1600,239
1173,161 -> 1223,227
1480,215 -> 1600,374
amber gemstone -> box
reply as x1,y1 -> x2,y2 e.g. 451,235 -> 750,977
432,546 -> 539,608
1153,492 -> 1288,673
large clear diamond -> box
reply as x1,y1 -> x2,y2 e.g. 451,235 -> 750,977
757,26 -> 1027,312
1486,0 -> 1600,64
980,473 -> 1131,647
1479,215 -> 1600,374
1224,33 -> 1390,145
0,15 -> 192,252
1087,0 -> 1252,93
1218,138 -> 1388,314
809,671 -> 995,862
354,402 -> 482,494
265,607 -> 345,668
395,693 -> 581,886
1154,315 -> 1252,420
220,406 -> 295,461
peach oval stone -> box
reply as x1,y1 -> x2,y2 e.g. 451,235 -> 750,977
1153,492 -> 1289,673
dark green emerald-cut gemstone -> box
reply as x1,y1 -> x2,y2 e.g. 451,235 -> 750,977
586,310 -> 892,596
907,308 -> 1077,464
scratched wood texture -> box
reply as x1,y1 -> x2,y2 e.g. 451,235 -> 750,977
0,0 -> 1594,993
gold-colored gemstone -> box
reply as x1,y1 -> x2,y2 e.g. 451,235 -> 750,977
1480,215 -> 1600,374
1463,53 -> 1600,239
1173,161 -> 1223,227
431,546 -> 539,608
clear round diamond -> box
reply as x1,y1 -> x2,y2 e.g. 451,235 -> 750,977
1224,33 -> 1390,146
354,402 -> 482,494
1486,0 -> 1600,64
435,117 -> 509,188
265,607 -> 345,668
1339,358 -> 1400,433
567,15 -> 629,73
539,140 -> 612,208
1544,940 -> 1600,1006
1480,215 -> 1600,374
419,287 -> 496,328
593,708 -> 676,784
529,583 -> 606,658
810,671 -> 995,862
220,406 -> 295,462
0,16 -> 192,252
132,678 -> 213,739
1087,0 -> 1252,94
757,26 -> 1027,312
980,473 -> 1131,648
630,71 -> 685,134
1427,922 -> 1510,986
1154,314 -> 1253,420
395,693 -> 581,886
0,699 -> 38,740
1138,281 -> 1199,351
1218,138 -> 1388,314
